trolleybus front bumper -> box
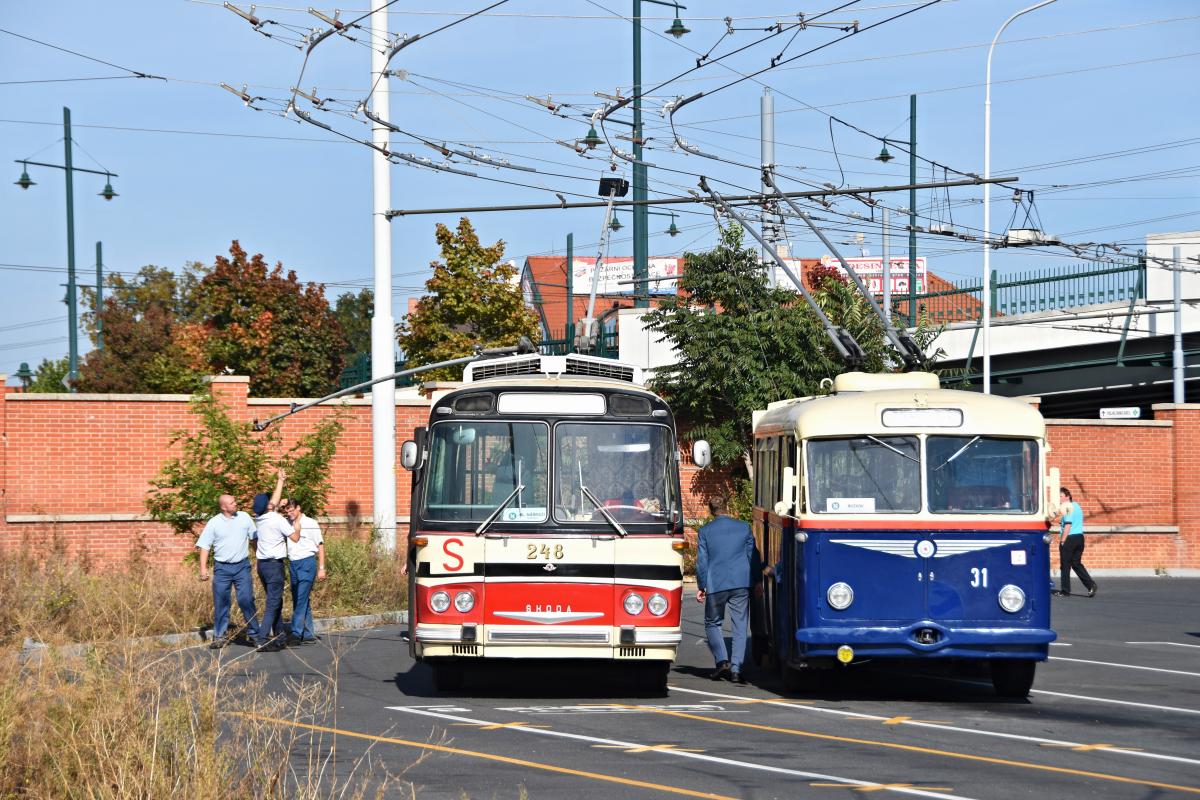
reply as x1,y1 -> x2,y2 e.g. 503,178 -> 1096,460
415,623 -> 680,660
796,620 -> 1054,660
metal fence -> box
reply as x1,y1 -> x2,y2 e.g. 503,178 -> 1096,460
890,258 -> 1146,324
538,327 -> 620,359
337,353 -> 414,390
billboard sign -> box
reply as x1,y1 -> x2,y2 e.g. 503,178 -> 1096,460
570,257 -> 681,295
818,254 -> 927,295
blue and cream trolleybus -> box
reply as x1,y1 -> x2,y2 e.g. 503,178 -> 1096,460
750,371 -> 1058,697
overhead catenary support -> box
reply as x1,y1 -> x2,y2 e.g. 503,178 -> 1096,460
386,175 -> 1018,217
370,4 -> 397,554
908,94 -> 917,327
699,176 -> 865,368
763,169 -> 925,369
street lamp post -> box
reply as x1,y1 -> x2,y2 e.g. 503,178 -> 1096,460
632,0 -> 687,310
983,0 -> 1058,394
12,107 -> 118,391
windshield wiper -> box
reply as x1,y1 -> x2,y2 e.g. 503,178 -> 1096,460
865,435 -> 920,464
578,461 -> 628,537
933,435 -> 981,472
475,482 -> 525,536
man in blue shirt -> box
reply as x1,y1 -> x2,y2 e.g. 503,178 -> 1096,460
695,496 -> 761,684
197,493 -> 261,648
1054,487 -> 1097,598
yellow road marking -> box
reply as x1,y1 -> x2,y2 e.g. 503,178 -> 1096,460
728,698 -> 814,706
594,743 -> 706,754
453,721 -> 551,731
883,716 -> 947,726
630,707 -> 1200,795
235,713 -> 737,800
1040,743 -> 1145,753
811,783 -> 955,794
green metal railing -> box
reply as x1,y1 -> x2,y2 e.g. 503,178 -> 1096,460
891,258 -> 1146,323
337,353 -> 414,390
539,325 -> 620,359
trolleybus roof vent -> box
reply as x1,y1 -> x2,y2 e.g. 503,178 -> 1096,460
563,354 -> 641,384
833,371 -> 940,393
465,355 -> 543,382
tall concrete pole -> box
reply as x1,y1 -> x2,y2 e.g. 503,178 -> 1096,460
63,107 -> 78,390
761,87 -> 775,286
95,241 -> 104,351
370,5 -> 397,552
907,94 -> 917,328
983,0 -> 1059,395
1173,246 -> 1185,403
632,0 -> 648,309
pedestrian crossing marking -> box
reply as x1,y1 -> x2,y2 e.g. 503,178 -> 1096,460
594,743 -> 705,753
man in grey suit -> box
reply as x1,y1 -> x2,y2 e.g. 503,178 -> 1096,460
695,496 -> 760,684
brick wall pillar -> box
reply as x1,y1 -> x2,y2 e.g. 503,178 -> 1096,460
1153,403 -> 1200,569
207,375 -> 250,422
0,375 -> 8,524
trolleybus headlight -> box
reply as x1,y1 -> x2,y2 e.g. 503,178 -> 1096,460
623,593 -> 645,615
647,593 -> 669,616
827,582 -> 854,611
454,590 -> 475,613
998,584 -> 1025,613
429,590 -> 451,613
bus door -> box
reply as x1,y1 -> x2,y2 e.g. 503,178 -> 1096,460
923,436 -> 1041,624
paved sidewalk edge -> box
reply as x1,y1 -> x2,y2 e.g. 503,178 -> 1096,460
20,609 -> 409,662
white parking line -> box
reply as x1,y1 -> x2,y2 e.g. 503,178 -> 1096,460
1031,689 -> 1200,716
669,686 -> 1200,768
1126,641 -> 1200,649
1050,656 -> 1200,677
387,705 -> 980,800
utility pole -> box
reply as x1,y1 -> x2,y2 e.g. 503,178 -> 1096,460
64,108 -> 78,384
882,208 -> 891,327
565,233 -> 574,344
761,87 -> 775,286
908,94 -> 917,327
1173,245 -> 1184,403
95,241 -> 104,351
370,5 -> 397,553
632,0 -> 648,309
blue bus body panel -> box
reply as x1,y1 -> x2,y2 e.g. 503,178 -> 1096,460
793,526 -> 1054,661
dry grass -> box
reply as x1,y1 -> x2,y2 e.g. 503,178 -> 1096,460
0,537 -> 407,650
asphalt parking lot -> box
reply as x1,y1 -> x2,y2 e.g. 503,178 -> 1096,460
236,578 -> 1199,799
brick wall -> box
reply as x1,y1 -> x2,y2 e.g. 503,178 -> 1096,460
2,377 -> 1196,573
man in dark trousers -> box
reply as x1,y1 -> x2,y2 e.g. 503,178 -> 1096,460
695,496 -> 760,684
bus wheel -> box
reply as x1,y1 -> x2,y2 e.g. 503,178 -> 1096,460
633,661 -> 670,696
990,660 -> 1036,698
431,662 -> 465,692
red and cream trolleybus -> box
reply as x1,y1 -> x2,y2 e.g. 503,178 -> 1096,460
401,352 -> 687,691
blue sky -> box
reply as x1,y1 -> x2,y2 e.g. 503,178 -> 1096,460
2,0 -> 1198,378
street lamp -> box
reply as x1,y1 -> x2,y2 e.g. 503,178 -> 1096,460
15,362 -> 33,390
982,0 -> 1059,395
632,0 -> 687,310
11,107 -> 119,391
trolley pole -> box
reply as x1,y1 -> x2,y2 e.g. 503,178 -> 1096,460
370,4 -> 397,553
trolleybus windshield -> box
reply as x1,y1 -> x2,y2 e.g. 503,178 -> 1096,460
424,421 -> 549,522
554,423 -> 677,525
808,436 -> 921,513
927,436 -> 1038,513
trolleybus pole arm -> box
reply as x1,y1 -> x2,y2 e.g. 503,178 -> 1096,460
762,169 -> 928,370
251,341 -> 531,431
698,177 -> 865,369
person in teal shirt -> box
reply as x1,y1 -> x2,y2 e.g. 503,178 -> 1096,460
1054,487 -> 1097,598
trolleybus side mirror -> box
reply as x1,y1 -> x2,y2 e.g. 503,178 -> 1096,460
692,440 -> 711,469
401,440 -> 421,471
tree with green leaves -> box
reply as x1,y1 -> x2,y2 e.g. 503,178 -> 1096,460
26,357 -> 70,393
78,266 -> 201,394
644,225 -> 910,480
174,241 -> 346,397
146,392 -> 345,535
333,288 -> 373,360
398,218 -> 540,381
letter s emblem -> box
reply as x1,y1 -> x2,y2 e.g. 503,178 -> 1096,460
443,538 -> 465,572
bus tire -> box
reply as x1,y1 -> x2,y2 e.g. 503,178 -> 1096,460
633,661 -> 670,696
431,662 -> 465,692
990,659 -> 1036,698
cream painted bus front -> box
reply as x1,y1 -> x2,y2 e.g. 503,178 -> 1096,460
412,533 -> 683,659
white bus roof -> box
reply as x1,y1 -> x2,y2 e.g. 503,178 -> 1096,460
754,371 -> 1044,439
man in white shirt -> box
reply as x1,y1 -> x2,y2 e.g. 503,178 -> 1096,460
197,493 -> 260,649
252,470 -> 300,652
282,499 -> 326,645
